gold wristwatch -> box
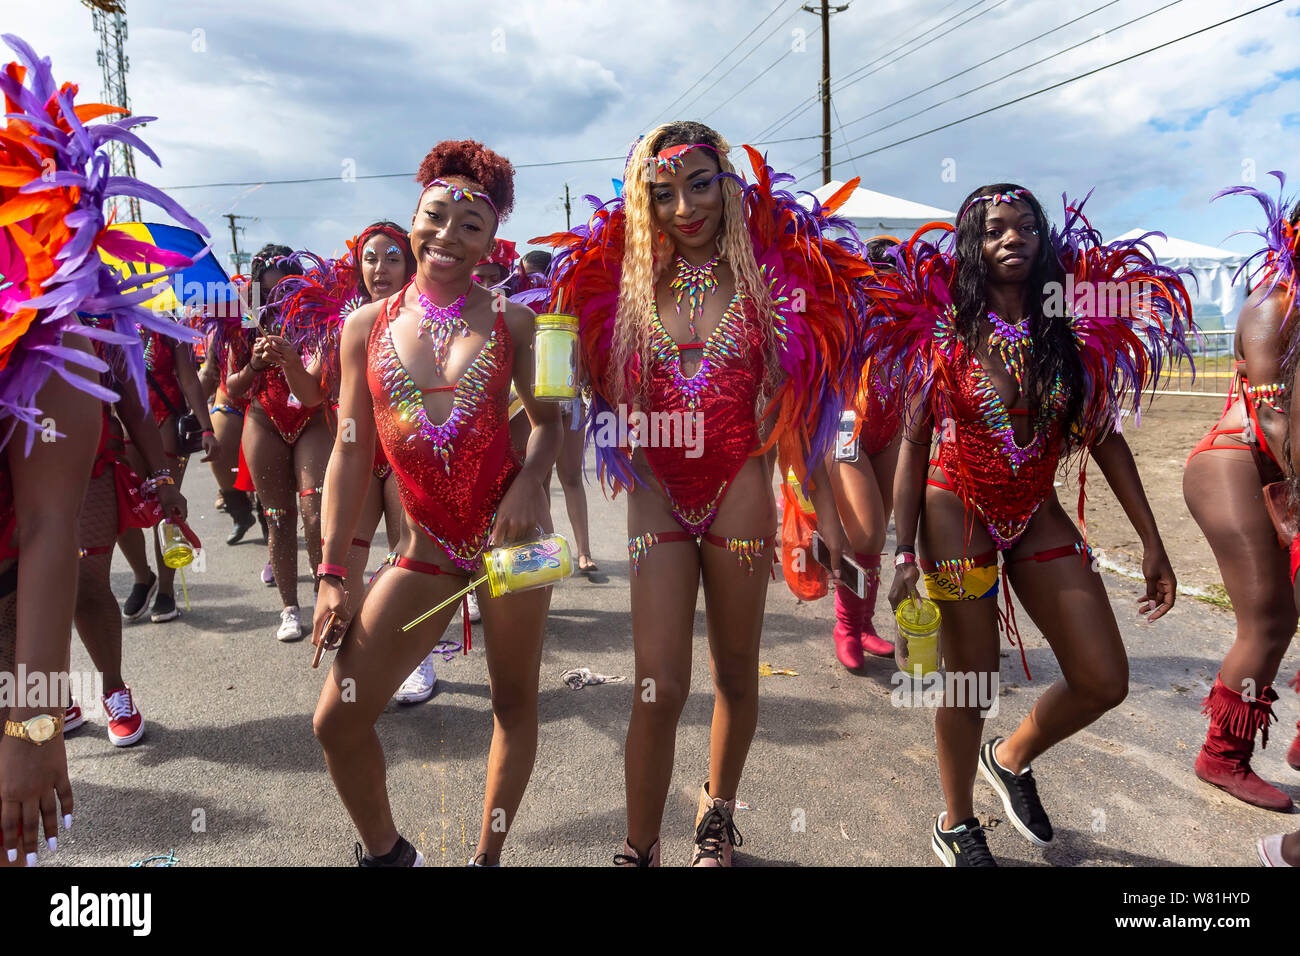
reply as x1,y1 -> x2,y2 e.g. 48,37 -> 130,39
4,714 -> 64,746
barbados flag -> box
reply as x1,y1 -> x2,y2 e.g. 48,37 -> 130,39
97,222 -> 238,315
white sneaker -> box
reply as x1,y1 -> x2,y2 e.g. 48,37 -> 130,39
466,590 -> 481,624
277,606 -> 304,642
394,653 -> 437,704
1257,833 -> 1295,867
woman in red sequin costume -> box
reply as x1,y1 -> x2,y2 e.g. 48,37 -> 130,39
311,141 -> 562,868
829,236 -> 904,670
275,224 -> 432,702
225,246 -> 326,642
1184,178 -> 1300,812
199,293 -> 257,546
882,184 -> 1186,867
541,122 -> 867,867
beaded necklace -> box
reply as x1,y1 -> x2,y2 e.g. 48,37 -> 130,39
669,255 -> 721,338
416,285 -> 470,374
987,311 -> 1030,390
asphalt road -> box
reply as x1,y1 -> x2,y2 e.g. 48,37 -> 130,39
50,457 -> 1300,868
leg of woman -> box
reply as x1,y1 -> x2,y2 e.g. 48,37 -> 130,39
75,470 -> 145,746
211,405 -> 254,542
344,475 -> 385,610
1183,449 -> 1296,808
919,484 -> 1002,827
472,580 -> 551,863
294,415 -> 332,580
210,404 -> 243,494
996,498 -> 1129,769
693,528 -> 774,865
623,490 -> 701,859
382,475 -> 404,553
556,416 -> 594,569
74,470 -> 125,693
312,564 -> 465,857
243,415 -> 298,611
116,528 -> 151,584
152,418 -> 186,606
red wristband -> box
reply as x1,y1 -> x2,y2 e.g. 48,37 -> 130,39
316,563 -> 347,580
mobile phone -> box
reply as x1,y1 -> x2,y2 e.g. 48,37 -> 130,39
835,410 -> 859,462
311,611 -> 345,669
810,531 -> 865,597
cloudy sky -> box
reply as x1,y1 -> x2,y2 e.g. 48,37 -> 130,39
7,0 -> 1299,273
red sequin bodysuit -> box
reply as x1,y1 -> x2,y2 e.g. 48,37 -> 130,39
253,359 -> 320,444
928,325 -> 1067,550
367,286 -> 521,571
638,292 -> 764,534
144,332 -> 185,425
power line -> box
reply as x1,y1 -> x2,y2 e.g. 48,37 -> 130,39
160,154 -> 628,192
837,0 -> 1133,132
673,2 -> 806,119
640,0 -> 792,131
757,0 -> 1013,145
787,0 -> 1186,172
796,0 -> 1284,180
750,0 -> 985,143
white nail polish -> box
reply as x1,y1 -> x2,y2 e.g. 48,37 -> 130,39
47,836 -> 57,852
5,849 -> 14,863
63,814 -> 73,831
25,852 -> 38,867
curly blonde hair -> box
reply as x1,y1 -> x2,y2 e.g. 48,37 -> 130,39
610,121 -> 781,408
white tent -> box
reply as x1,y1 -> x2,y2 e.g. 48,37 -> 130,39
1114,230 -> 1246,331
804,180 -> 955,239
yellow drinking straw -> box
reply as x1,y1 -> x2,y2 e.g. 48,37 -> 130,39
401,574 -> 487,632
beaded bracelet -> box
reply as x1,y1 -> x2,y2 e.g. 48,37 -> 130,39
1247,382 -> 1287,413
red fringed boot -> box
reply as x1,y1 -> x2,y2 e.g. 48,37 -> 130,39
1287,671 -> 1300,772
856,552 -> 894,658
1195,675 -> 1294,811
832,582 -> 866,670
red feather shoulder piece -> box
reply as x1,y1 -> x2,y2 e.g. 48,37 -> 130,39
727,145 -> 873,483
1050,193 -> 1194,444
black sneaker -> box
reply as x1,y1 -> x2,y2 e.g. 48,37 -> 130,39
979,737 -> 1053,846
149,592 -> 179,623
355,836 -> 424,867
932,813 -> 997,867
122,571 -> 158,623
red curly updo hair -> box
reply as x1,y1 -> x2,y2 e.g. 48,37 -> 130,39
415,140 -> 515,223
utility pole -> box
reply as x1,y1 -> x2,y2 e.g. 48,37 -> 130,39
82,0 -> 140,221
223,213 -> 255,275
564,184 -> 572,231
803,0 -> 850,186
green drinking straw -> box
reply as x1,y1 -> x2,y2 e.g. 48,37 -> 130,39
402,573 -> 489,632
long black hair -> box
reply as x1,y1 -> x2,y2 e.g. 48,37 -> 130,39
953,183 -> 1085,447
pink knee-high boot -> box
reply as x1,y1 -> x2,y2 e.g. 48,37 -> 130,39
856,552 -> 893,657
832,583 -> 866,670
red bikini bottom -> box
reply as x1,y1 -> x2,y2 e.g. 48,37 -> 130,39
384,553 -> 473,653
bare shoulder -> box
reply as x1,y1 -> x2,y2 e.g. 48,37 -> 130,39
341,299 -> 384,349
501,297 -> 538,344
1238,285 -> 1294,339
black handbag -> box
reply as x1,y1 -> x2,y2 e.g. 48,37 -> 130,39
145,369 -> 204,456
